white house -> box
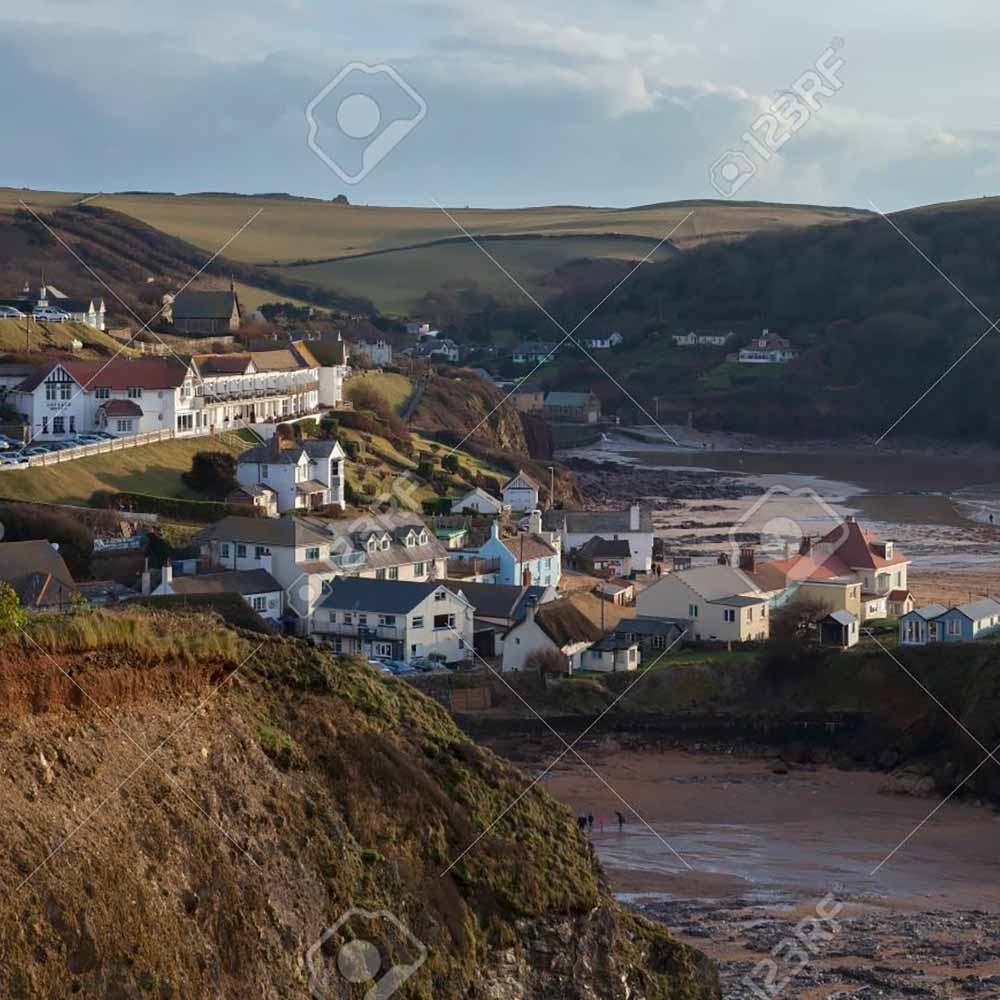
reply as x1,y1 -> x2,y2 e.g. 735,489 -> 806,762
502,470 -> 540,511
450,487 -> 506,516
738,330 -> 797,364
583,331 -> 623,350
501,598 -> 602,673
312,578 -> 474,664
581,634 -> 641,672
355,339 -> 393,366
451,519 -> 561,588
416,338 -> 461,363
235,436 -> 346,513
157,566 -> 285,622
542,505 -> 653,575
512,342 -> 558,365
672,330 -> 733,348
320,510 -> 449,581
193,516 -> 340,627
637,565 -> 770,642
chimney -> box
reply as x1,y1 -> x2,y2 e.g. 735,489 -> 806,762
717,552 -> 730,566
522,565 -> 533,587
162,561 -> 173,588
738,546 -> 756,573
629,504 -> 640,532
524,595 -> 538,623
490,521 -> 501,540
140,569 -> 151,596
529,509 -> 542,535
799,536 -> 813,556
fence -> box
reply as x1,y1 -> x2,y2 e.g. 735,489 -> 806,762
4,429 -> 176,470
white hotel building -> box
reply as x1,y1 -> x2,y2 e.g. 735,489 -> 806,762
8,341 -> 347,440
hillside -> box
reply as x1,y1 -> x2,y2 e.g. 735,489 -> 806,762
0,607 -> 719,998
489,197 -> 1000,443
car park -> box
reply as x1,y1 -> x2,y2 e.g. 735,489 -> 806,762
0,306 -> 25,318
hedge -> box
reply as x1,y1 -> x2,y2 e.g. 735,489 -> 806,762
99,491 -> 265,523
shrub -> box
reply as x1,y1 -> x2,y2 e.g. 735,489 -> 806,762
442,454 -> 460,474
0,581 -> 25,636
182,451 -> 237,498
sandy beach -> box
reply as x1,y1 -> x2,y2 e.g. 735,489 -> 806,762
520,741 -> 1000,998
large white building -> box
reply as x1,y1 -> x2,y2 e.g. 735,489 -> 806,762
8,341 -> 347,441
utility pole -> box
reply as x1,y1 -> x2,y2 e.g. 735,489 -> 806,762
548,466 -> 555,510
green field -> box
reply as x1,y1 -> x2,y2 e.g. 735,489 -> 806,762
0,434 -> 249,505
346,371 -> 414,413
282,235 -> 676,315
78,192 -> 867,265
0,318 -> 133,358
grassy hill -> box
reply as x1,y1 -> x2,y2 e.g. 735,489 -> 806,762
84,192 -> 866,264
0,318 -> 132,358
0,433 -> 249,505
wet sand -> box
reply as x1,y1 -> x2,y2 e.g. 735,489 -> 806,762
532,744 -> 1000,998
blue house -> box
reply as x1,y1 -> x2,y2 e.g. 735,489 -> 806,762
934,598 -> 1000,642
898,604 -> 948,645
899,599 -> 1000,645
458,522 -> 561,588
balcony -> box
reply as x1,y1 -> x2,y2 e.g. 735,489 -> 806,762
318,621 -> 402,639
193,381 -> 320,404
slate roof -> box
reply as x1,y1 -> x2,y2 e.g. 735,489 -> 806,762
195,515 -> 329,548
543,508 -> 654,535
318,578 -> 458,614
322,511 -> 447,569
905,604 -> 949,621
824,610 -> 857,626
498,531 -> 557,563
193,354 -> 254,375
613,616 -> 688,638
441,581 -> 550,622
578,536 -> 631,559
169,570 -> 282,597
0,540 -> 78,608
237,437 -> 343,466
171,290 -> 238,320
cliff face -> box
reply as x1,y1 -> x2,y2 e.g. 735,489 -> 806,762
0,610 -> 718,999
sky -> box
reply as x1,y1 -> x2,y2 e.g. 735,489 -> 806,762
3,0 -> 999,211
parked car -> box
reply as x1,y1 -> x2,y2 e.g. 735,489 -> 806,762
408,657 -> 441,673
0,453 -> 24,465
366,658 -> 393,674
385,660 -> 418,676
74,434 -> 104,444
0,306 -> 25,318
33,308 -> 71,321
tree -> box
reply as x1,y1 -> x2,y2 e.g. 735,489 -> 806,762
441,454 -> 460,475
0,581 -> 25,637
526,647 -> 569,682
182,451 -> 237,498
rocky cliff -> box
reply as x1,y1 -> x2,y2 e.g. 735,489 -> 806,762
0,609 -> 718,999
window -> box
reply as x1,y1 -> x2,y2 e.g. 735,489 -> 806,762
261,465 -> 268,478
652,635 -> 666,649
688,604 -> 699,618
367,537 -> 378,553
388,566 -> 398,580
236,544 -> 247,558
42,416 -> 48,434
414,562 -> 425,577
177,414 -> 193,432
115,419 -> 131,434
358,614 -> 368,626
52,416 -> 64,434
419,531 -> 428,545
375,568 -> 386,580
250,596 -> 267,612
434,613 -> 456,630
127,387 -> 142,399
411,616 -> 424,629
45,383 -> 56,402
254,546 -> 268,560
375,642 -> 393,658
305,546 -> 320,561
948,618 -> 960,636
378,615 -> 396,626
332,638 -> 343,654
380,536 -> 390,551
220,543 -> 231,558
723,609 -> 736,623
344,613 -> 353,625
434,590 -> 446,601
69,416 -> 75,433
60,383 -> 71,401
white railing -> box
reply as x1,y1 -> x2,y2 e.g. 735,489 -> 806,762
3,429 -> 176,469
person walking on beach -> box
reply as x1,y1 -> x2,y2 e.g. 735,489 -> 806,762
577,815 -> 587,832
587,814 -> 594,833
616,810 -> 625,833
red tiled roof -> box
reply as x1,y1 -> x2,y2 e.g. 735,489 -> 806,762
815,517 -> 908,570
99,398 -> 143,417
887,589 -> 912,602
18,358 -> 190,393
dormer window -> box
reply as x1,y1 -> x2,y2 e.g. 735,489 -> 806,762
884,541 -> 893,559
419,531 -> 428,545
380,535 -> 391,551
404,531 -> 417,548
367,536 -> 378,553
